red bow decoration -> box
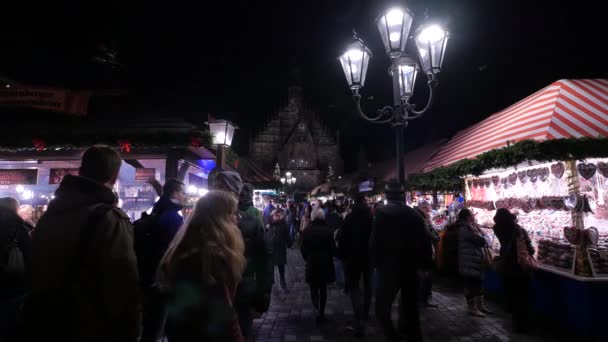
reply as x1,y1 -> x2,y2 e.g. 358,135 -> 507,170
190,137 -> 202,148
234,159 -> 239,169
32,139 -> 46,152
118,139 -> 131,153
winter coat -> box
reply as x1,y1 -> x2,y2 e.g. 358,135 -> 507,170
372,200 -> 433,276
268,220 -> 291,266
29,175 -> 140,342
262,204 -> 275,228
164,253 -> 244,342
326,211 -> 344,232
139,196 -> 184,288
458,221 -> 488,279
236,200 -> 272,313
336,204 -> 373,268
300,220 -> 335,285
494,223 -> 535,276
0,207 -> 32,299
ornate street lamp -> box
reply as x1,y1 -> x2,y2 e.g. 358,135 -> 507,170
207,118 -> 238,170
338,5 -> 449,185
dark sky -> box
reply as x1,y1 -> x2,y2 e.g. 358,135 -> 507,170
1,0 -> 606,172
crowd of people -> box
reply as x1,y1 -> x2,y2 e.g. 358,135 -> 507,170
0,145 -> 536,342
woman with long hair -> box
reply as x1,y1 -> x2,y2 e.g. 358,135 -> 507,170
157,190 -> 246,342
457,208 -> 490,317
300,203 -> 312,233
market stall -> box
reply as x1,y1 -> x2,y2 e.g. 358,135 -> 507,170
416,78 -> 608,338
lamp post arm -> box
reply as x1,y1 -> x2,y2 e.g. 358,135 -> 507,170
406,78 -> 437,119
353,94 -> 394,124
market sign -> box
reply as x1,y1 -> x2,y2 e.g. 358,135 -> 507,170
0,86 -> 91,116
135,168 -> 156,181
0,169 -> 38,185
49,168 -> 79,184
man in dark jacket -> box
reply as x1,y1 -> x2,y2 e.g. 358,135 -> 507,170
213,173 -> 273,337
139,179 -> 185,342
0,197 -> 31,341
26,146 -> 140,342
270,208 -> 291,292
372,181 -> 432,342
337,194 -> 373,337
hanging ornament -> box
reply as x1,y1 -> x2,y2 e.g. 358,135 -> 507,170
577,163 -> 597,180
32,139 -> 46,152
118,139 -> 131,153
551,162 -> 565,179
190,137 -> 203,148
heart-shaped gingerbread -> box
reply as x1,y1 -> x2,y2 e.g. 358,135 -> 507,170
518,171 -> 528,184
492,176 -> 500,187
564,226 -> 581,245
551,162 -> 565,179
508,173 -> 517,185
577,163 -> 597,180
527,169 -> 538,183
485,179 -> 491,188
539,167 -> 550,182
598,162 -> 608,178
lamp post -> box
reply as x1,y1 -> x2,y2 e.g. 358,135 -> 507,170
338,6 -> 449,185
280,171 -> 297,195
207,119 -> 238,170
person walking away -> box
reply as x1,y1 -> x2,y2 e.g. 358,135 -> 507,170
269,209 -> 291,292
300,204 -> 312,233
493,208 -> 535,333
136,179 -> 186,342
326,201 -> 345,290
262,197 -> 275,229
213,173 -> 273,337
24,146 -> 140,342
372,181 -> 432,342
0,197 -> 31,341
286,202 -> 298,245
300,208 -> 335,324
337,194 -> 373,337
158,191 -> 246,342
414,205 -> 441,308
457,208 -> 490,317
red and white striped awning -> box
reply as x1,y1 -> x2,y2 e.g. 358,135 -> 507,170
422,79 -> 608,172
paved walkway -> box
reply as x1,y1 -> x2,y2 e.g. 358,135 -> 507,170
251,249 -> 547,342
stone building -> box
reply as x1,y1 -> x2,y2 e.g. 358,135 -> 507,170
248,85 -> 343,192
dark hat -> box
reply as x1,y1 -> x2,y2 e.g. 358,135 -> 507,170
384,180 -> 404,194
214,171 -> 243,194
239,183 -> 255,201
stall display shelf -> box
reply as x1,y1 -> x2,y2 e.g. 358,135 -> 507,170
588,249 -> 608,279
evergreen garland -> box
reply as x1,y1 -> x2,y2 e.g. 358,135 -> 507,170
405,137 -> 608,192
0,130 -> 212,152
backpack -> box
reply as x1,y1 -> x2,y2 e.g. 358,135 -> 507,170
2,225 -> 25,276
20,204 -> 112,342
133,212 -> 161,288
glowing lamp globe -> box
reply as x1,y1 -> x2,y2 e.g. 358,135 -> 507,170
208,119 -> 238,147
414,24 -> 449,75
376,7 -> 414,58
338,36 -> 372,91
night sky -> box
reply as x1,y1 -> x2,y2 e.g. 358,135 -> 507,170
1,0 -> 605,172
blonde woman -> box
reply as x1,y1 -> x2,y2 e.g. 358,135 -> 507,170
158,190 -> 246,342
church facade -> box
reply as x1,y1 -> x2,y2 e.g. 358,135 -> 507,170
248,85 -> 343,192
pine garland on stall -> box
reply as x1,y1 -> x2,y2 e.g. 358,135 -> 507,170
405,137 -> 608,192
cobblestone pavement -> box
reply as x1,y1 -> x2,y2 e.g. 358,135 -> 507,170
251,248 -> 548,342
